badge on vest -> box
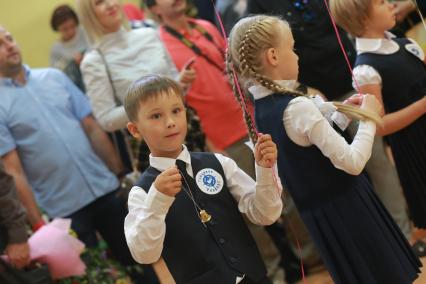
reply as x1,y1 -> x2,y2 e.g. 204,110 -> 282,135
405,43 -> 424,61
195,168 -> 224,195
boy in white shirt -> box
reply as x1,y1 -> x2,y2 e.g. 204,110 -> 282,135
123,74 -> 282,284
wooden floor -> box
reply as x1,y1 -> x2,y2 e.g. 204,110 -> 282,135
153,256 -> 426,284
154,228 -> 426,284
293,257 -> 426,284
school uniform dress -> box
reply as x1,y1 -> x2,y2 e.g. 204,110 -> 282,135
124,146 -> 282,284
250,82 -> 421,284
354,32 -> 426,228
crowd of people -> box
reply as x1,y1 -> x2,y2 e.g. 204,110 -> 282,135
0,0 -> 425,283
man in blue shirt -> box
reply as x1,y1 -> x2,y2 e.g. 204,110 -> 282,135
0,25 -> 154,283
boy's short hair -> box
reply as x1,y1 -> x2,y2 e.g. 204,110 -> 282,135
330,0 -> 372,36
124,74 -> 184,122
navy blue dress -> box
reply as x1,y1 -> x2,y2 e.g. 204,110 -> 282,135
255,94 -> 421,284
355,38 -> 426,228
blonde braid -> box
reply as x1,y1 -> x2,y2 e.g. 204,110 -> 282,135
225,44 -> 259,144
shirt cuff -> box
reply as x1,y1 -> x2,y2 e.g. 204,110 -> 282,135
7,226 -> 28,244
255,164 -> 274,186
359,120 -> 376,133
145,185 -> 175,215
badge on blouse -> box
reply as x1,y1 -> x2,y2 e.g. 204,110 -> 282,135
195,168 -> 224,195
405,43 -> 424,60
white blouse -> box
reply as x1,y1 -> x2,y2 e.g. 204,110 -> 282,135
353,31 -> 424,87
249,83 -> 376,175
81,27 -> 179,132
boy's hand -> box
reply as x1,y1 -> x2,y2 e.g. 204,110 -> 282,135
154,166 -> 182,197
254,134 -> 277,168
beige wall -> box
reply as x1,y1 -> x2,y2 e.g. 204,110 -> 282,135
0,0 -> 139,67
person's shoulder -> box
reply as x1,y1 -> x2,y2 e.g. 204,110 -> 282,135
191,18 -> 218,32
33,67 -> 65,79
288,95 -> 315,107
285,95 -> 319,115
27,67 -> 69,87
190,151 -> 224,164
130,26 -> 158,38
80,48 -> 102,69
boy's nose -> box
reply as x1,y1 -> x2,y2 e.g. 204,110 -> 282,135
166,117 -> 176,128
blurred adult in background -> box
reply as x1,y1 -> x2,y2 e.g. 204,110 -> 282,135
0,161 -> 29,270
0,24 -> 152,283
216,0 -> 247,34
392,0 -> 426,37
50,4 -> 88,91
77,0 -> 204,175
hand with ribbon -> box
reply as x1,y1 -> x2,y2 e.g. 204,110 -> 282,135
360,94 -> 383,116
254,134 -> 278,168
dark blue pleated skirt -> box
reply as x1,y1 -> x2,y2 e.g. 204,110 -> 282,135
300,174 -> 421,284
388,115 -> 426,228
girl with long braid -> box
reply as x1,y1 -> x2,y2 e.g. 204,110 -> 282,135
227,15 -> 421,284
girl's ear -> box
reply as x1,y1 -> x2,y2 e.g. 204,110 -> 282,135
127,121 -> 142,140
265,47 -> 279,67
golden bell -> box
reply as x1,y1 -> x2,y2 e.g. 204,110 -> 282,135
199,210 -> 212,223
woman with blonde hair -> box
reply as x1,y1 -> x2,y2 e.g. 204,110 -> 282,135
77,0 -> 205,173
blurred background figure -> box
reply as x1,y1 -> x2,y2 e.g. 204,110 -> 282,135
50,4 -> 88,91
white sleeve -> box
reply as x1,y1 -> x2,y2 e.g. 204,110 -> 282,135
352,64 -> 382,87
214,153 -> 282,226
80,51 -> 128,132
124,185 -> 175,264
283,97 -> 376,175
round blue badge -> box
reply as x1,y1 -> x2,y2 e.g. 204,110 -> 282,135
196,168 -> 224,195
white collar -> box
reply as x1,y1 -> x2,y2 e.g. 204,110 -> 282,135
149,145 -> 191,172
355,31 -> 399,55
248,80 -> 298,100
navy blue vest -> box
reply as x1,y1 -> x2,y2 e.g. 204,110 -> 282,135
254,94 -> 358,212
137,152 -> 267,284
355,38 -> 426,113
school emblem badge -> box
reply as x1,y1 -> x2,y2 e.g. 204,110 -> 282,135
405,43 -> 424,60
195,168 -> 224,195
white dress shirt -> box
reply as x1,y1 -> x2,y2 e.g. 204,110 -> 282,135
124,145 -> 282,265
81,27 -> 179,132
353,31 -> 425,87
249,82 -> 376,175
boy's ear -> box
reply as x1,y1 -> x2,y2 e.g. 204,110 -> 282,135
265,48 -> 279,67
127,121 -> 142,140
